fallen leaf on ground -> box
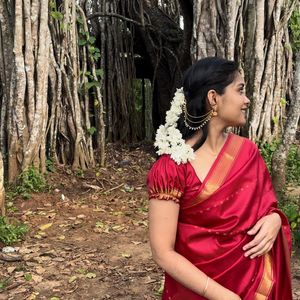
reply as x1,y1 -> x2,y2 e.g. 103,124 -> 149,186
121,253 -> 131,258
39,223 -> 53,231
69,275 -> 77,283
35,266 -> 46,275
86,272 -> 96,279
26,292 -> 39,300
31,274 -> 43,283
76,214 -> 86,219
7,266 -> 16,273
131,241 -> 142,245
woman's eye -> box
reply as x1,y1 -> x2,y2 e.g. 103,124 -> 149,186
239,89 -> 245,94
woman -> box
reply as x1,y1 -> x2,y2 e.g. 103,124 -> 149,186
147,57 -> 292,300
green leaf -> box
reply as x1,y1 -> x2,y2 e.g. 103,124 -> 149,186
85,81 -> 101,90
50,11 -> 64,21
95,69 -> 104,78
24,273 -> 32,281
272,116 -> 279,125
93,52 -> 101,61
88,36 -> 96,44
279,98 -> 287,107
79,39 -> 87,46
291,222 -> 297,230
88,46 -> 95,54
49,0 -> 57,10
87,127 -> 96,136
76,17 -> 84,25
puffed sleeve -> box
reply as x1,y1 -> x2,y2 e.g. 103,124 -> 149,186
146,154 -> 185,204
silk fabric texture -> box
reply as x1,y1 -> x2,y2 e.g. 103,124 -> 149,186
147,134 -> 292,300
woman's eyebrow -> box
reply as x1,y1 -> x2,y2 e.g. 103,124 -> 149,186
237,83 -> 245,88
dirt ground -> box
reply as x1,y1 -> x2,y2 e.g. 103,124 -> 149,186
0,145 -> 299,300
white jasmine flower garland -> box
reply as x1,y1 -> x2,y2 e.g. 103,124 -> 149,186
154,88 -> 195,164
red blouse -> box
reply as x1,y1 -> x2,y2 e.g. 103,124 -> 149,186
147,154 -> 201,204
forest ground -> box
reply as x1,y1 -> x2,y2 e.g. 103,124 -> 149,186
0,145 -> 299,300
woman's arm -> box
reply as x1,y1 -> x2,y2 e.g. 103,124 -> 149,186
149,199 -> 241,300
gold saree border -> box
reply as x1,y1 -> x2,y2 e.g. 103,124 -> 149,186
182,134 -> 244,209
253,253 -> 274,300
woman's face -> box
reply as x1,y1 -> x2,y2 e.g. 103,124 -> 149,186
216,73 -> 250,127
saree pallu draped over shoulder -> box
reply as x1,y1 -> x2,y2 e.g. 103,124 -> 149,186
148,134 -> 292,300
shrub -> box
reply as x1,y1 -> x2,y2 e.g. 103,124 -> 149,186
0,216 -> 28,245
279,197 -> 300,249
14,166 -> 47,199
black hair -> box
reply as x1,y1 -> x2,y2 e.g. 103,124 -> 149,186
177,57 -> 239,151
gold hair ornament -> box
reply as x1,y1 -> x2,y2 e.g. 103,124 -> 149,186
183,101 -> 218,130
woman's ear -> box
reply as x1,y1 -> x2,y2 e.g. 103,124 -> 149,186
207,89 -> 218,107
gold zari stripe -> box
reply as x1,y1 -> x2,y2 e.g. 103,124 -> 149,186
183,134 -> 244,209
254,253 -> 274,299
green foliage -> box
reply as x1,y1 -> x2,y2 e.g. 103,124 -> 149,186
289,8 -> 300,51
24,273 -> 32,281
50,11 -> 64,21
49,1 -> 64,22
79,39 -> 87,46
0,216 -> 28,245
88,45 -> 101,61
0,277 -> 10,290
6,166 -> 47,200
46,159 -> 55,173
258,139 -> 280,172
272,115 -> 279,125
279,97 -> 287,108
78,29 -> 101,62
259,141 -> 300,185
75,169 -> 84,178
95,69 -> 104,78
85,81 -> 101,90
286,145 -> 300,185
49,0 -> 57,10
87,127 -> 96,136
76,16 -> 84,25
77,27 -> 102,91
279,198 -> 300,248
16,166 -> 46,199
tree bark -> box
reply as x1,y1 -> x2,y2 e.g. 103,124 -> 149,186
0,0 -> 105,182
0,151 -> 5,216
192,0 -> 297,144
272,50 -> 300,194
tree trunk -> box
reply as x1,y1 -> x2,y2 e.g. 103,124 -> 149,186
0,151 -> 5,216
0,0 -> 105,182
272,50 -> 300,195
191,0 -> 297,143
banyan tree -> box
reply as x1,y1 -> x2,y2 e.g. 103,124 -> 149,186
0,0 -> 299,187
0,0 -> 105,182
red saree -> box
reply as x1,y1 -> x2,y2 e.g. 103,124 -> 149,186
147,133 -> 292,300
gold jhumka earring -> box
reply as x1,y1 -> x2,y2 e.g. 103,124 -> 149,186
183,102 -> 218,131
